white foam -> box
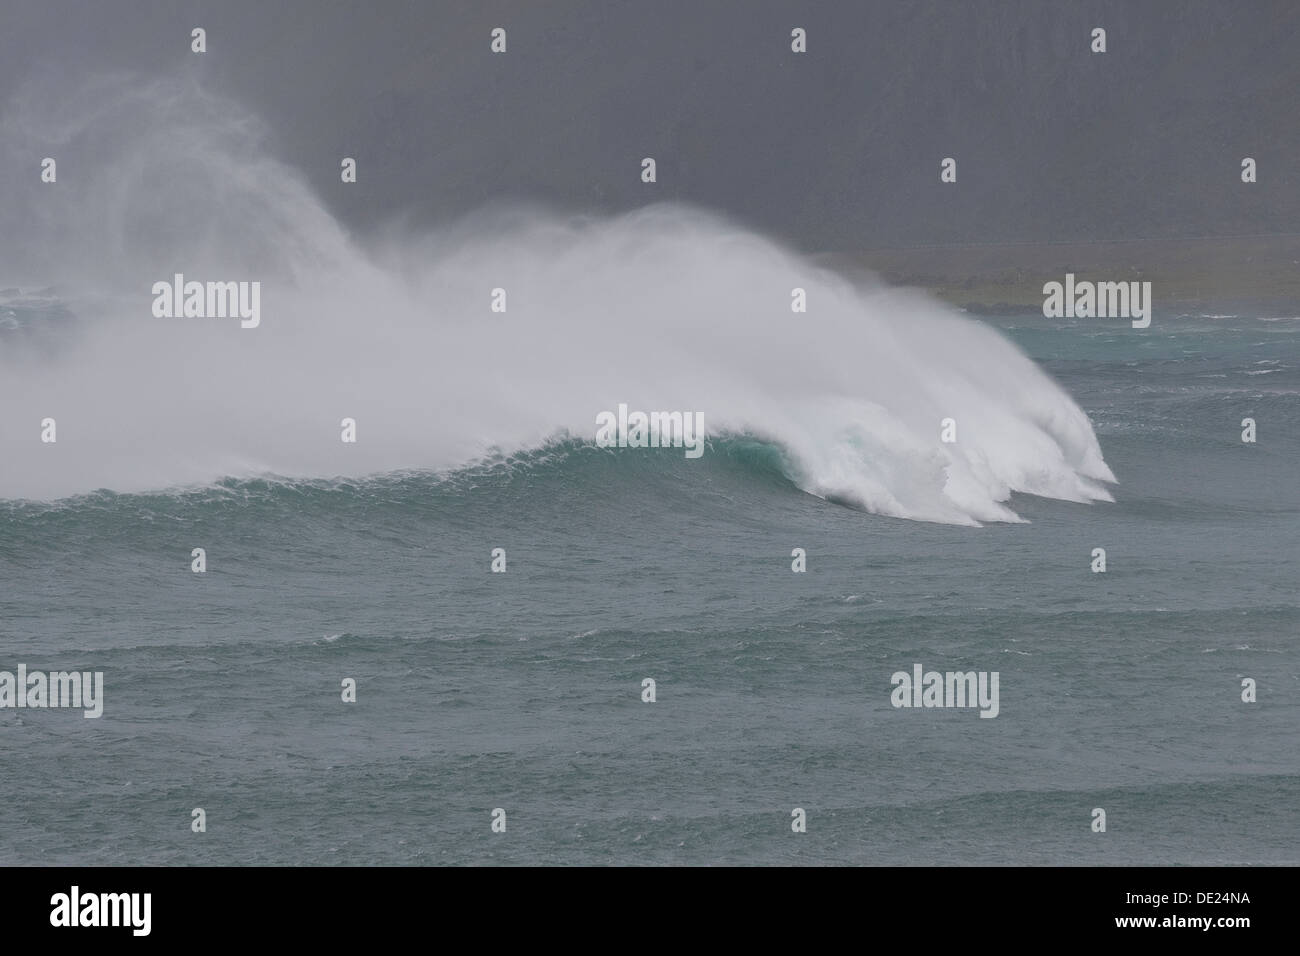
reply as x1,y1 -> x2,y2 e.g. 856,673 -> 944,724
0,78 -> 1116,524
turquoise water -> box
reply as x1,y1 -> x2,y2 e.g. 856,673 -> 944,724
1,315 -> 1296,864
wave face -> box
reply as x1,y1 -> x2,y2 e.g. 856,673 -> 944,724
0,77 -> 1115,524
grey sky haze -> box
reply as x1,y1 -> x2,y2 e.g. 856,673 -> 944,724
2,0 -> 1296,251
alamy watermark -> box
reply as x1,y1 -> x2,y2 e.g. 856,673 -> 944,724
152,273 -> 261,328
0,665 -> 104,718
890,663 -> 999,718
1043,273 -> 1151,328
50,887 -> 150,936
595,403 -> 705,458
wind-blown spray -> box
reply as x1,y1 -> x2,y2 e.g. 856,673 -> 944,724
0,77 -> 1115,523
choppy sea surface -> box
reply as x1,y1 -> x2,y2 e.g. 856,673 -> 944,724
1,314 -> 1296,865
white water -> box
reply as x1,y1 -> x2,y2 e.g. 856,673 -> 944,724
0,77 -> 1116,523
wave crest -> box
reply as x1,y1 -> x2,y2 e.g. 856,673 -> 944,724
0,77 -> 1115,524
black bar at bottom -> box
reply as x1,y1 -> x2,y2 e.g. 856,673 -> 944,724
3,865 -> 1281,942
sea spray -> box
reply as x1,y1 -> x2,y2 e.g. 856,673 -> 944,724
0,77 -> 1115,523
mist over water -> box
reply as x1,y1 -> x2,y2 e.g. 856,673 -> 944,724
2,40 -> 1297,871
0,77 -> 1115,523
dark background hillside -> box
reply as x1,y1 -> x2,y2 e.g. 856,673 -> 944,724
3,0 -> 1296,260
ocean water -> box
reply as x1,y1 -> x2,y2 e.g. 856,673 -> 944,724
1,313 -> 1296,866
